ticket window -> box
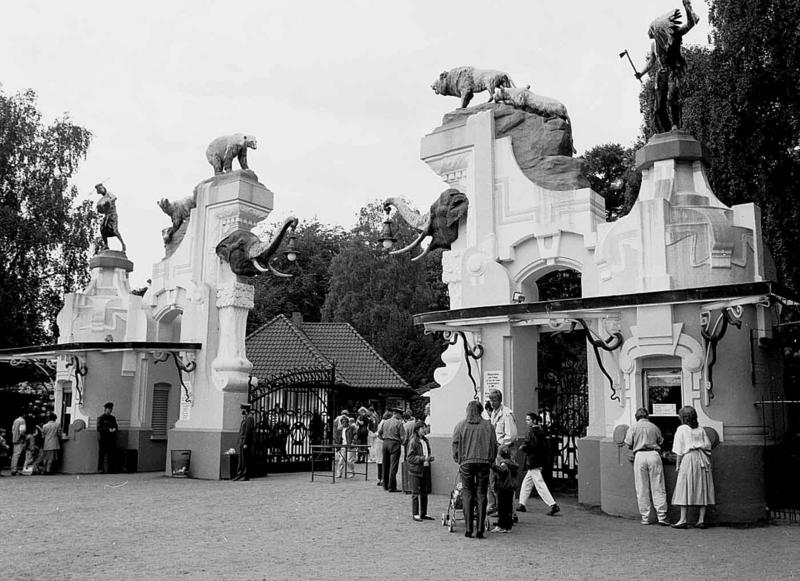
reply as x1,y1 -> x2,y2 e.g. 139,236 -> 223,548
642,368 -> 682,454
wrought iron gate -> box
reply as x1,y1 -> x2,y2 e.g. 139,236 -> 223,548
759,394 -> 800,522
249,366 -> 335,474
536,370 -> 589,487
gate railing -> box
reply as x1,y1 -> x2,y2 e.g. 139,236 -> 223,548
249,366 -> 336,474
536,371 -> 588,488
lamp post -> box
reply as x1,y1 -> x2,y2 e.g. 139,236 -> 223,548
283,229 -> 300,262
378,208 -> 397,250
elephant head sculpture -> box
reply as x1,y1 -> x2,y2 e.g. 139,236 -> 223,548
383,188 -> 469,261
215,216 -> 299,277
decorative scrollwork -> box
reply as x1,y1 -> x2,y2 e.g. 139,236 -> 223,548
576,319 -> 624,401
442,330 -> 484,400
66,355 -> 88,407
153,351 -> 196,402
250,366 -> 335,400
700,308 -> 740,401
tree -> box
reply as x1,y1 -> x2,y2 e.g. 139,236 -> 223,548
583,143 -> 641,221
322,201 -> 448,389
0,89 -> 95,349
638,2 -> 800,288
248,219 -> 347,334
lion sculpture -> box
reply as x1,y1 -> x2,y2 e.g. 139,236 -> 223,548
431,66 -> 515,109
205,133 -> 257,175
493,86 -> 571,124
158,195 -> 196,245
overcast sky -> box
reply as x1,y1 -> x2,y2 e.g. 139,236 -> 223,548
1,1 -> 711,286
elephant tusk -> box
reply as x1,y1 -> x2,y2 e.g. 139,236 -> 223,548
389,230 -> 426,256
411,244 -> 431,262
269,262 -> 293,278
251,259 -> 270,273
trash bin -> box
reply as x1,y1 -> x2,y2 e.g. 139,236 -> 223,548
125,449 -> 138,473
220,453 -> 238,480
170,450 -> 191,477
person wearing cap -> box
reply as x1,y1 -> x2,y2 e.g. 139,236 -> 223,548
97,402 -> 118,474
233,403 -> 255,481
378,407 -> 406,492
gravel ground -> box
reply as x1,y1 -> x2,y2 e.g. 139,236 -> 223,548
0,470 -> 798,580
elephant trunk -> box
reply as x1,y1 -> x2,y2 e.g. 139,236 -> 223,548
249,216 -> 298,274
383,196 -> 430,231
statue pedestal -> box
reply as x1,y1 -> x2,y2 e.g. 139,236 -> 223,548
146,170 -> 274,478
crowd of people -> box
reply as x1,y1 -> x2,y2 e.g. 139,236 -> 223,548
2,401 -> 120,477
2,411 -> 64,476
4,394 -> 715,533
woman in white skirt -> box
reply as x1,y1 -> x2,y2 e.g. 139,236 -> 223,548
671,405 -> 714,529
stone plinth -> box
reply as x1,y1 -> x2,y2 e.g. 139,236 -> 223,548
595,131 -> 767,294
634,130 -> 712,172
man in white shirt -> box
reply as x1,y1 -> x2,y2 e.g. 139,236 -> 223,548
486,389 -> 517,515
624,408 -> 670,525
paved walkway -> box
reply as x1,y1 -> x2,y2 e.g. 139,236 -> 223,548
0,471 -> 798,580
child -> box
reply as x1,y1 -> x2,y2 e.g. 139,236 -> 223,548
406,421 -> 435,521
491,445 -> 518,533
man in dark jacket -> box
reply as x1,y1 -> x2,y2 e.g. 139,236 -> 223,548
97,402 -> 118,473
233,403 -> 255,481
517,412 -> 559,516
452,400 -> 497,538
378,408 -> 406,492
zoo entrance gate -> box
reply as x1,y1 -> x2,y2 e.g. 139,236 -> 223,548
247,365 -> 588,485
248,366 -> 337,475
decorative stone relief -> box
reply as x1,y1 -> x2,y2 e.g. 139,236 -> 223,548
425,151 -> 472,191
216,282 -> 255,310
441,250 -> 463,309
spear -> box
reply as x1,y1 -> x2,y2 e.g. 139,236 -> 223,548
619,49 -> 642,84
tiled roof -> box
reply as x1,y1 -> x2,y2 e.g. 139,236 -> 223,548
246,315 -> 411,392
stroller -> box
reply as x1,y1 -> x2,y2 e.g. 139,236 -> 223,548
441,473 -> 490,533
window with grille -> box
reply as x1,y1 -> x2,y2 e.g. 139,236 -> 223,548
151,383 -> 171,440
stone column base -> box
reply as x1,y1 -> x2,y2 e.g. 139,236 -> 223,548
166,428 -> 239,480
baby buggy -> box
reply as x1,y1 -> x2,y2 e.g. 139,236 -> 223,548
441,478 -> 464,532
441,474 -> 490,533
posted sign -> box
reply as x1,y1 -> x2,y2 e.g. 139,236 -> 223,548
484,370 -> 503,397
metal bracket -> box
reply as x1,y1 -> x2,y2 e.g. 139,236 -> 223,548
576,319 -> 624,401
441,330 -> 484,400
700,308 -> 741,402
66,355 -> 88,407
154,351 -> 196,403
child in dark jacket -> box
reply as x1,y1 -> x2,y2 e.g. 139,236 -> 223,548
491,445 -> 518,532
